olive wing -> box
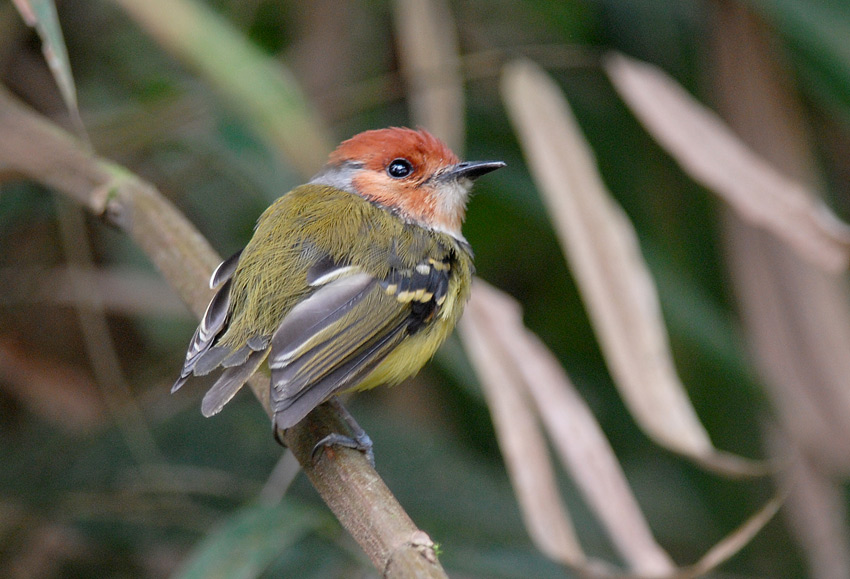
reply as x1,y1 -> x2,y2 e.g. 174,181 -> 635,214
269,256 -> 451,430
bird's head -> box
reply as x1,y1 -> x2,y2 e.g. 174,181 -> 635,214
310,127 -> 504,239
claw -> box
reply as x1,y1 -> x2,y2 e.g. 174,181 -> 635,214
311,431 -> 375,467
273,423 -> 287,447
274,397 -> 376,466
310,397 -> 376,467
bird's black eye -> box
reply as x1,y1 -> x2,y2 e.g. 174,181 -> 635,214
387,158 -> 413,179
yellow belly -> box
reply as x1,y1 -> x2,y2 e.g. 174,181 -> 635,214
347,315 -> 455,392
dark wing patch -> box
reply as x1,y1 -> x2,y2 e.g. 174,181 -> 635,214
305,252 -> 357,287
272,287 -> 404,395
379,257 -> 451,331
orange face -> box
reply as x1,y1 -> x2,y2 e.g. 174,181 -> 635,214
328,128 -> 467,236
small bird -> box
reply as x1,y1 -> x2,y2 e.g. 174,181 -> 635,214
172,127 -> 503,457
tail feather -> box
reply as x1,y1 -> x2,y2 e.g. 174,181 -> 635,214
201,350 -> 268,417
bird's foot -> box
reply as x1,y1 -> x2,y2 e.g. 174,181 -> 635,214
310,431 -> 375,467
310,397 -> 375,467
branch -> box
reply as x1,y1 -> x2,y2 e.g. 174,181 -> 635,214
0,84 -> 446,578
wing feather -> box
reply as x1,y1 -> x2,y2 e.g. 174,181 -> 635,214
273,321 -> 409,428
201,350 -> 268,417
172,277 -> 233,392
220,345 -> 252,368
191,346 -> 232,376
173,251 -> 269,396
270,255 -> 453,429
267,272 -> 374,366
273,289 -> 405,397
178,238 -> 458,430
210,249 -> 242,289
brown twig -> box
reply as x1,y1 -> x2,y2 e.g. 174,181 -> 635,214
0,84 -> 446,578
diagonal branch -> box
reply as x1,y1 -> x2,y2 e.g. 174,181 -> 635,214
0,84 -> 446,578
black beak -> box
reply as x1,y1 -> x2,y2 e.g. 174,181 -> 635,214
444,160 -> 506,182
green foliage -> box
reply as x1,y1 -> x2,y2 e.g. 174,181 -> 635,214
173,500 -> 329,579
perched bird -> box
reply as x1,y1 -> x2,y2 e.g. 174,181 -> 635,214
172,127 -> 503,455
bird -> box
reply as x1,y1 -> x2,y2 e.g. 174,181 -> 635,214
172,127 -> 504,459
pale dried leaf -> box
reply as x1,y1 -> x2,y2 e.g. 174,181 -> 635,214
767,427 -> 850,579
724,219 -> 850,471
709,4 -> 850,473
501,59 -> 762,476
11,0 -> 35,23
604,52 -> 850,272
459,283 -> 584,566
712,6 -> 850,569
392,0 -> 465,152
259,451 -> 302,505
463,281 -> 675,575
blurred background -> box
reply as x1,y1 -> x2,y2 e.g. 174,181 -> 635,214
1,0 -> 850,577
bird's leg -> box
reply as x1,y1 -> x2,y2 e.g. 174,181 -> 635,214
311,397 -> 375,467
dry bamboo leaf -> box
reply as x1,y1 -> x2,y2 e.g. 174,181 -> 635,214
501,59 -> 762,476
766,427 -> 850,579
724,220 -> 850,471
463,281 -> 675,576
604,52 -> 850,273
710,3 -> 850,474
392,0 -> 465,152
459,283 -> 585,566
12,0 -> 86,137
710,6 -> 850,572
11,0 -> 35,22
